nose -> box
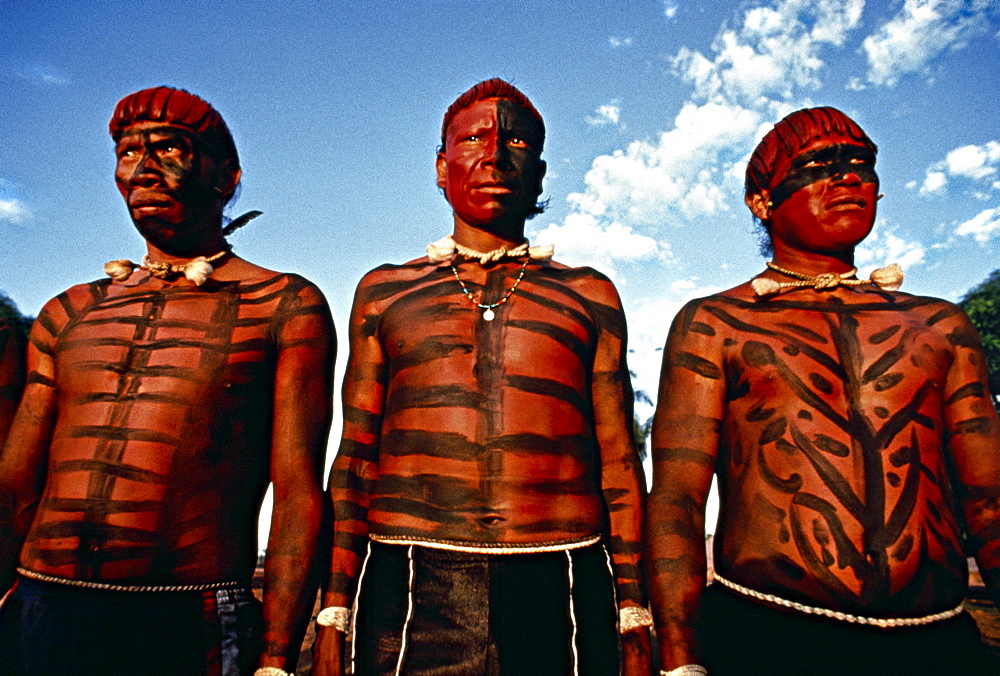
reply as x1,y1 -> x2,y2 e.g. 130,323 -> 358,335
832,167 -> 862,185
126,151 -> 161,187
482,134 -> 513,170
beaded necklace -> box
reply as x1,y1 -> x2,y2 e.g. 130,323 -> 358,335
450,257 -> 529,321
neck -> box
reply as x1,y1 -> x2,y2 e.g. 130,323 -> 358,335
768,246 -> 856,278
452,218 -> 526,255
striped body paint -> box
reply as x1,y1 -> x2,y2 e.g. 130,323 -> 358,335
10,271 -> 332,586
328,256 -> 646,610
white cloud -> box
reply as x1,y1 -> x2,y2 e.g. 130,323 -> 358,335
609,36 -> 634,47
662,1 -> 679,20
855,224 -> 927,271
0,198 -> 30,224
917,140 -> 1000,195
555,0 -> 870,278
20,64 -> 69,86
673,0 -> 863,107
955,206 -> 1000,243
861,0 -> 992,88
946,141 -> 1000,179
532,212 -> 667,280
586,103 -> 621,127
568,101 -> 761,232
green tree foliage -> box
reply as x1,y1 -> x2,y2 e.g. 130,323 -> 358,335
630,370 -> 653,461
959,269 -> 1000,402
0,291 -> 32,340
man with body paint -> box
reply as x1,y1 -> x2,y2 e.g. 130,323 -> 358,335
647,107 -> 1000,674
0,87 -> 335,676
0,316 -> 25,452
313,79 -> 650,675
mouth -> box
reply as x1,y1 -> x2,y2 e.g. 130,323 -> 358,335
827,194 -> 867,210
473,182 -> 515,194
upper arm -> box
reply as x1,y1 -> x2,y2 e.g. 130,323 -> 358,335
0,298 -> 64,500
0,318 -> 26,445
650,299 -> 727,502
587,276 -> 636,462
937,307 -> 1000,532
337,274 -> 390,461
270,280 -> 336,493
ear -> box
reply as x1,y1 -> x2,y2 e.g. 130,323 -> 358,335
435,152 -> 448,193
746,191 -> 771,221
217,161 -> 242,202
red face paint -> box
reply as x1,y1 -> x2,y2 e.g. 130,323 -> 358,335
437,98 -> 545,234
115,122 -> 223,249
768,138 -> 879,257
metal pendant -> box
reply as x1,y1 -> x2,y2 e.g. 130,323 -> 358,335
482,308 -> 495,321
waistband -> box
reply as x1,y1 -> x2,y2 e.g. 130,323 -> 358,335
369,533 -> 601,555
17,567 -> 244,594
712,573 -> 964,628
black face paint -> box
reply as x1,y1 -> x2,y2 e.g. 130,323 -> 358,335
770,143 -> 878,210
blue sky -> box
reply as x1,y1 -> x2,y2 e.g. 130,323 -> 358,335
3,0 -> 999,535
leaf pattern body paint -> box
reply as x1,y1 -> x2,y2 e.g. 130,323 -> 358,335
648,282 -> 1000,667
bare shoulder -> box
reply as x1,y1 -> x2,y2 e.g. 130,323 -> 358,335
541,260 -> 623,308
353,257 -> 442,308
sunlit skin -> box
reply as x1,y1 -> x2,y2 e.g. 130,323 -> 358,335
436,97 -> 546,250
0,120 -> 335,673
314,97 -> 649,676
647,136 -> 1000,669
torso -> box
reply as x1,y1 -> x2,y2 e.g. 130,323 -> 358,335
694,285 -> 974,615
20,270 -> 316,585
358,258 -> 621,547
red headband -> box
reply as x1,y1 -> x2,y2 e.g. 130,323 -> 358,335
110,86 -> 239,168
745,107 -> 876,196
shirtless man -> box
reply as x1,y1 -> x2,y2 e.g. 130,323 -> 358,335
313,79 -> 649,675
647,107 -> 1000,675
0,87 -> 334,676
0,315 -> 25,448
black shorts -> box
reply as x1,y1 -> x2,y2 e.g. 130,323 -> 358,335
352,540 -> 620,675
0,574 -> 262,676
697,583 -> 996,675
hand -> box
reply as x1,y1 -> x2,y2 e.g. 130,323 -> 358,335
311,626 -> 344,676
622,626 -> 652,675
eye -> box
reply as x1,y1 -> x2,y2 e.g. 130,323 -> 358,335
802,158 -> 830,168
849,157 -> 868,165
507,136 -> 528,148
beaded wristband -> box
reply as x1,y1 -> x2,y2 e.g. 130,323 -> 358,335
660,665 -> 708,676
619,606 -> 653,633
316,606 -> 352,633
254,668 -> 291,676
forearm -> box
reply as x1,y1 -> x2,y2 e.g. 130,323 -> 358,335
647,488 -> 708,669
325,450 -> 377,608
260,490 -> 325,670
0,492 -> 34,594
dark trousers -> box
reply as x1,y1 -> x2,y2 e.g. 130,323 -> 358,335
697,583 -> 996,675
353,541 -> 620,676
0,575 -> 263,676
